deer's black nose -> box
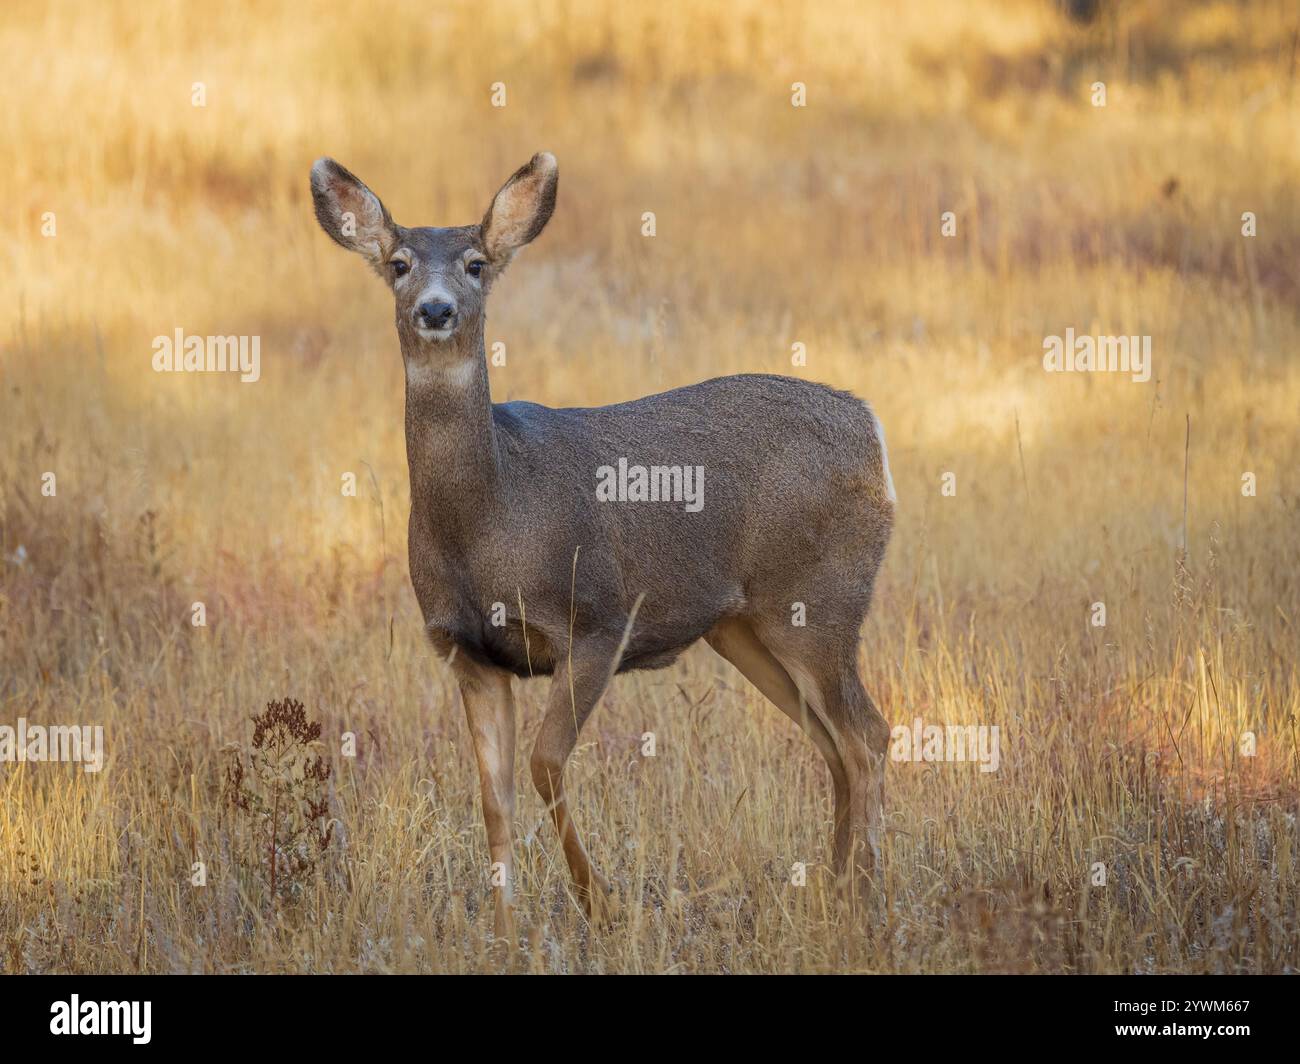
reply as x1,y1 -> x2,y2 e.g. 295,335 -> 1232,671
416,301 -> 456,329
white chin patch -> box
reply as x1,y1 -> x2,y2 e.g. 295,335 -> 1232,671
415,325 -> 456,342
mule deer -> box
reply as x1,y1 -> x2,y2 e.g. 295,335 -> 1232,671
311,152 -> 895,940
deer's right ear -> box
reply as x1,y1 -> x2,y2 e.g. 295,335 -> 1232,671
310,158 -> 395,265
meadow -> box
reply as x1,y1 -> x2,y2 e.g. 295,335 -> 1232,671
1,0 -> 1297,973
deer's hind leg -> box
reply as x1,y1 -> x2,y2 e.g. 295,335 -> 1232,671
816,660 -> 890,892
705,617 -> 852,875
751,623 -> 890,896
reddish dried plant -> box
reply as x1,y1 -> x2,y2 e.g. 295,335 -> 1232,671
224,697 -> 334,905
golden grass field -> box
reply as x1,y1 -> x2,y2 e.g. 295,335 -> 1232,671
2,0 -> 1298,973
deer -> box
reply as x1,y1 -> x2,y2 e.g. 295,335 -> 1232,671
310,152 -> 896,942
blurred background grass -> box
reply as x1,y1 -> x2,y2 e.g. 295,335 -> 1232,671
1,0 -> 1298,972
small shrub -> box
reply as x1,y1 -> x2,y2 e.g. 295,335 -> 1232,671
223,697 -> 335,907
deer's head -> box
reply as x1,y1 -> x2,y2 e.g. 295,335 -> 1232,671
310,152 -> 557,357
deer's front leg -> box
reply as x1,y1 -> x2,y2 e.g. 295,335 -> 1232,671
456,664 -> 518,946
530,640 -> 618,920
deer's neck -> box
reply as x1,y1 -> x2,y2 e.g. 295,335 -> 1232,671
401,322 -> 501,528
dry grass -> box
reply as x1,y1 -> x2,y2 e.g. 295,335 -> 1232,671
1,0 -> 1298,973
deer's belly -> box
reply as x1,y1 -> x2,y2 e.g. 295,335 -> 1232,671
424,617 -> 557,678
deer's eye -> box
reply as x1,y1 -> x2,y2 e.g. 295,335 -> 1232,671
466,259 -> 486,279
391,260 -> 409,277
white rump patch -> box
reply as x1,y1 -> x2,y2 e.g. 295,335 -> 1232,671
871,409 -> 897,504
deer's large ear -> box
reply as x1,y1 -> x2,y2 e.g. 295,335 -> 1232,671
480,152 -> 558,265
311,158 -> 395,265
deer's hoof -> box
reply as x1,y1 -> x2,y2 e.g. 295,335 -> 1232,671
579,872 -> 623,927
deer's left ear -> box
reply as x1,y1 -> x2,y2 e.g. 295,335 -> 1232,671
480,152 -> 558,265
